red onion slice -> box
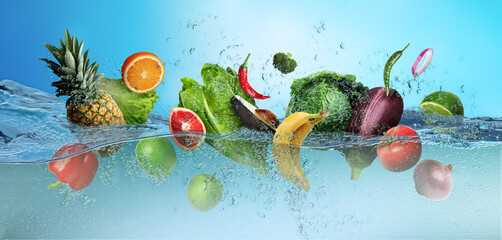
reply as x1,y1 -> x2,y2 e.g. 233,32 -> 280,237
412,48 -> 433,78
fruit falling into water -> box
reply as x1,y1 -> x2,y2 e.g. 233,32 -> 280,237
48,143 -> 99,191
420,91 -> 464,117
135,137 -> 177,179
413,159 -> 453,201
122,52 -> 165,94
273,110 -> 329,191
187,174 -> 224,211
377,126 -> 422,172
41,29 -> 126,157
169,107 -> 206,151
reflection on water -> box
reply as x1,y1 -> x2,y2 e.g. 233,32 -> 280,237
0,79 -> 501,238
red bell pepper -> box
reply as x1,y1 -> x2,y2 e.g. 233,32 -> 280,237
48,143 -> 99,191
238,53 -> 270,100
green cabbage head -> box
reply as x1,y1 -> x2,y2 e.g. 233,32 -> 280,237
285,71 -> 368,132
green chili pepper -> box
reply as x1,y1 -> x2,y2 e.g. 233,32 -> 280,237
384,43 -> 410,96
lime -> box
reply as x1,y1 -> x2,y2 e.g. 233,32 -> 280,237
187,174 -> 223,211
419,91 -> 464,116
135,137 -> 177,179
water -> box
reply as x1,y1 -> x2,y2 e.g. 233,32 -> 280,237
2,1 -> 502,238
0,80 -> 501,239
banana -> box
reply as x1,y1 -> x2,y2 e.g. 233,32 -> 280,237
273,110 -> 329,191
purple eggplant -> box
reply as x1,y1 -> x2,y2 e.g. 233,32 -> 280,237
343,88 -> 404,180
342,44 -> 408,180
347,87 -> 404,136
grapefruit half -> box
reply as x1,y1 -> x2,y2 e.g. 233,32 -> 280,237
169,107 -> 206,151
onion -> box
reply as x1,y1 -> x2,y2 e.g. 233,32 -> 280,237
413,159 -> 453,201
412,48 -> 433,78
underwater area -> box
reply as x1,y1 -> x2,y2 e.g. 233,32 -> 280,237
1,0 -> 501,239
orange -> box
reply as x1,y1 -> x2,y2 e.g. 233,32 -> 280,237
121,52 -> 165,93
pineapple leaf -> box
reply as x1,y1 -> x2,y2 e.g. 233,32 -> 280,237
77,57 -> 84,73
43,29 -> 104,100
72,36 -> 78,56
44,43 -> 59,55
59,39 -> 65,52
64,49 -> 76,70
40,58 -> 64,76
64,29 -> 71,52
61,66 -> 77,76
40,58 -> 59,69
44,43 -> 65,65
77,41 -> 83,61
77,71 -> 84,84
83,51 -> 90,70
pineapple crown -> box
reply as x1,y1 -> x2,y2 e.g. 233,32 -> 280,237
41,29 -> 104,104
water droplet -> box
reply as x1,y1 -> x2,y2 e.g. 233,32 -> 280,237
340,42 -> 345,49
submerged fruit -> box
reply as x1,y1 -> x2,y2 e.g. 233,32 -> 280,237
135,137 -> 177,179
342,146 -> 377,180
187,174 -> 223,211
273,110 -> 329,191
169,107 -> 206,151
49,143 -> 99,191
413,159 -> 453,201
230,95 -> 279,132
122,52 -> 165,94
377,126 -> 422,172
419,91 -> 464,116
41,30 -> 125,157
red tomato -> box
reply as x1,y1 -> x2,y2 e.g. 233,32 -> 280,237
377,126 -> 422,172
49,143 -> 99,190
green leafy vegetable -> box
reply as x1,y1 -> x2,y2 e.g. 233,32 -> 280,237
285,71 -> 368,132
273,52 -> 297,74
99,78 -> 159,124
178,63 -> 269,175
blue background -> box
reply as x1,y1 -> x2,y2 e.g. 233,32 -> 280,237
1,1 -> 501,238
1,0 -> 501,118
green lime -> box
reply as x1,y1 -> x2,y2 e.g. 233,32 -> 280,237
419,91 -> 464,116
135,137 -> 177,179
187,174 -> 223,211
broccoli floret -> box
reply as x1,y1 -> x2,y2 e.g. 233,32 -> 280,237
273,52 -> 297,74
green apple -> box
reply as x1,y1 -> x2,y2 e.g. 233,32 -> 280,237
135,137 -> 176,179
187,174 -> 223,211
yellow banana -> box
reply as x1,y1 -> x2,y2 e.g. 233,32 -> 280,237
272,110 -> 329,191
273,112 -> 321,144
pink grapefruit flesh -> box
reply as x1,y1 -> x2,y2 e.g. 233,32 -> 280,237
169,107 -> 206,151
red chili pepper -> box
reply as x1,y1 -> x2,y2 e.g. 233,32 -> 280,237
238,53 -> 270,100
48,143 -> 99,191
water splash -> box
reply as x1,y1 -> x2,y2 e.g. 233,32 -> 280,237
1,79 -> 501,163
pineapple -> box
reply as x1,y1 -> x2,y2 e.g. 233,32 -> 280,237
42,29 -> 125,156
